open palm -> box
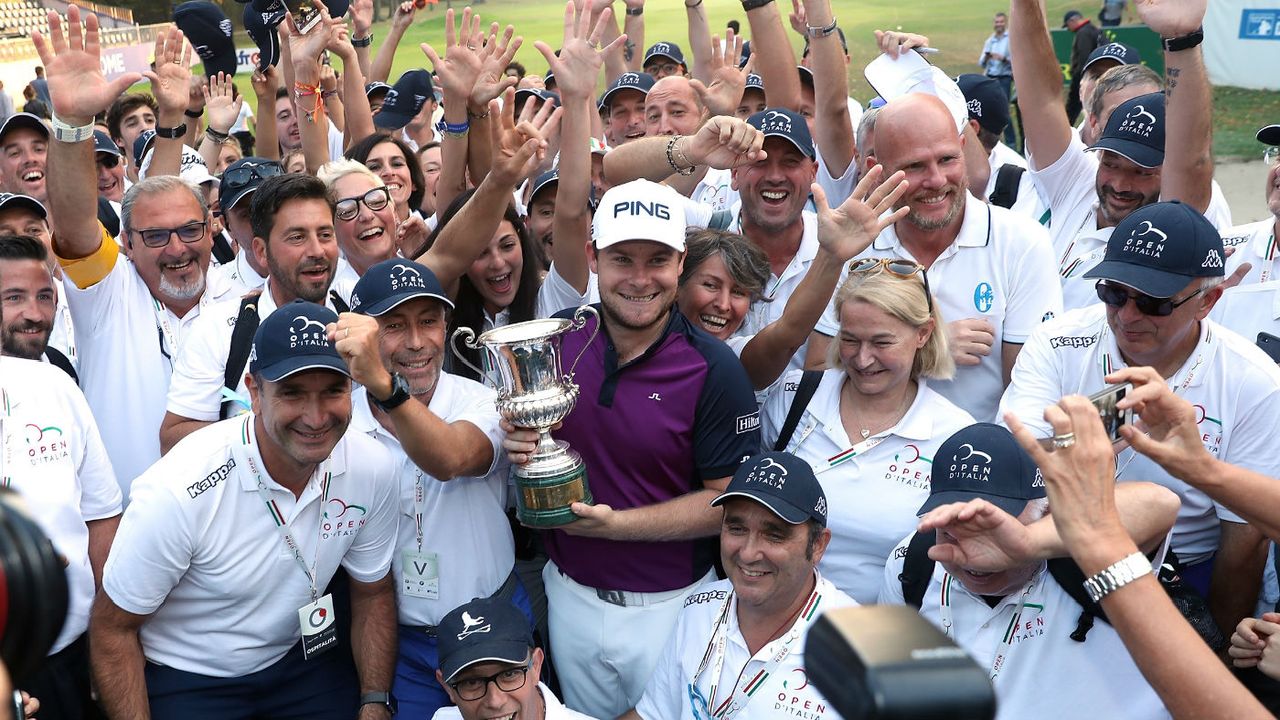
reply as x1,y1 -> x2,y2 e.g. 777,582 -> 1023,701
1134,0 -> 1207,38
32,6 -> 141,123
813,165 -> 909,261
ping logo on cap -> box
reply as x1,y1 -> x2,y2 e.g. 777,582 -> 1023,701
951,444 -> 993,482
760,110 -> 794,134
967,98 -> 983,117
612,200 -> 670,220
1118,104 -> 1158,137
1122,220 -> 1168,258
746,457 -> 788,489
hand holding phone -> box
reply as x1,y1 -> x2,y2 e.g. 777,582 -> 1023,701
1088,383 -> 1134,442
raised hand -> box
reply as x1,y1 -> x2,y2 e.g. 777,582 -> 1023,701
420,7 -> 486,105
1108,366 -> 1215,482
788,0 -> 807,35
536,0 -> 625,102
203,71 -> 243,133
33,5 -> 143,125
1134,0 -> 1207,38
487,87 -> 560,187
142,24 -> 194,118
811,164 -> 908,262
350,0 -> 374,38
874,29 -> 931,58
682,115 -> 766,170
390,0 -> 417,33
286,2 -> 343,74
470,22 -> 523,113
690,29 -> 749,120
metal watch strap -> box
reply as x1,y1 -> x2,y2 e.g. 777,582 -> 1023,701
1082,551 -> 1151,603
806,18 -> 838,38
1163,27 -> 1204,52
50,115 -> 95,143
153,123 -> 188,139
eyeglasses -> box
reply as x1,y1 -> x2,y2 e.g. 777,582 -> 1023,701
848,258 -> 934,313
1265,146 -> 1280,166
449,665 -> 530,701
96,153 -> 121,169
221,161 -> 284,189
1095,281 -> 1203,317
131,220 -> 208,248
335,186 -> 392,221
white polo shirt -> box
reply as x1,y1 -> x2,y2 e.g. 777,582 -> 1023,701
1210,280 -> 1280,348
349,380 -> 512,627
103,415 -> 399,677
635,575 -> 855,720
432,683 -> 594,720
209,249 -> 267,297
761,370 -> 975,603
729,210 -> 819,376
0,357 -> 121,654
1222,218 -> 1279,286
692,167 -> 736,212
879,535 -> 1168,720
63,252 -> 235,495
999,306 -> 1280,564
815,194 -> 1063,422
47,288 -> 78,372
167,284 -> 337,422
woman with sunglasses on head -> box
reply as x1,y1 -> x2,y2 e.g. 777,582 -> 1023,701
761,255 -> 976,604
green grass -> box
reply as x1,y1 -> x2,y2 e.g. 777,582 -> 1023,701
170,0 -> 1268,158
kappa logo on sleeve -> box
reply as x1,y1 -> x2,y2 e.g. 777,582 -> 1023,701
736,411 -> 760,434
1049,333 -> 1099,349
684,589 -> 729,607
187,457 -> 236,499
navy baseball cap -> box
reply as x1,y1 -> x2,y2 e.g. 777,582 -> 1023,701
132,129 -> 157,165
543,69 -> 557,89
956,74 -> 1010,136
0,113 -> 47,143
514,87 -> 560,115
1088,92 -> 1165,169
437,597 -> 533,683
1083,201 -> 1225,297
1258,125 -> 1280,146
219,157 -> 284,211
174,0 -> 237,77
712,452 -> 828,527
747,108 -> 814,159
93,130 -> 122,157
797,65 -> 814,88
598,72 -> 655,110
528,169 -> 559,204
919,423 -> 1046,518
251,0 -> 348,18
0,193 -> 47,219
745,73 -> 764,93
365,81 -> 392,99
643,42 -> 686,69
244,1 -> 286,72
374,70 -> 435,130
1083,42 -> 1141,75
350,258 -> 454,316
249,300 -> 349,381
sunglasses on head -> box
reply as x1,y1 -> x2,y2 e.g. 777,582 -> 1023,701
848,258 -> 934,313
1095,281 -> 1203,317
221,161 -> 284,189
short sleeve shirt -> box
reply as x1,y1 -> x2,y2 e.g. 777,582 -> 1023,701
1210,280 -> 1280,345
1222,219 -> 1280,286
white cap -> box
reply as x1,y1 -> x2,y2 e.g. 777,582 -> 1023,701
592,179 -> 687,252
140,145 -> 217,186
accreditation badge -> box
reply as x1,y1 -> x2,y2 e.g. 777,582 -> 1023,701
298,593 -> 338,660
401,548 -> 440,600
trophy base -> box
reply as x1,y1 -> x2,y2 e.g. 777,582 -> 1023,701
514,440 -> 592,528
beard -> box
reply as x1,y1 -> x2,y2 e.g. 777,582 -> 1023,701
1097,184 -> 1158,226
904,185 -> 966,231
158,267 -> 206,301
1,320 -> 52,360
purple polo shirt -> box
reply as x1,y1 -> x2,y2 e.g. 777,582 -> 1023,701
545,306 -> 760,593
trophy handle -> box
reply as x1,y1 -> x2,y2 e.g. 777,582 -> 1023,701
449,326 -> 492,387
567,305 -> 601,378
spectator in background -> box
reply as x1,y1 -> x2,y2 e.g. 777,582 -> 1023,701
1099,0 -> 1129,27
21,84 -> 48,119
0,80 -> 13,124
30,65 -> 49,107
1064,10 -> 1103,124
979,12 -> 1016,148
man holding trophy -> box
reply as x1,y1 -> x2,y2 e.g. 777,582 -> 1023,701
503,179 -> 762,719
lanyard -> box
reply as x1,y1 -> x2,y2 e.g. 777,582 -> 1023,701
1261,234 -> 1277,284
1057,207 -> 1099,277
938,572 -> 1038,681
691,584 -> 822,720
0,388 -> 10,488
412,469 -> 425,552
153,298 -> 179,367
239,417 -> 331,601
815,436 -> 885,476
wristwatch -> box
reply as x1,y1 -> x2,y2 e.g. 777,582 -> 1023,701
153,123 -> 188,139
372,373 -> 412,412
1082,551 -> 1151,603
625,6 -> 643,15
1162,27 -> 1204,52
359,691 -> 398,715
741,0 -> 774,11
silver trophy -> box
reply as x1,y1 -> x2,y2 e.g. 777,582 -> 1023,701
451,306 -> 600,527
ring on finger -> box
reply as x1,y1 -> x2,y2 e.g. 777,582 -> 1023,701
1052,432 -> 1076,449
344,327 -> 351,339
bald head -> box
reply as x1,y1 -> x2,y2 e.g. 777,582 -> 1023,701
873,94 -> 968,233
645,76 -> 705,137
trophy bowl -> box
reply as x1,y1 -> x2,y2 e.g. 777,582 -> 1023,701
452,307 -> 600,527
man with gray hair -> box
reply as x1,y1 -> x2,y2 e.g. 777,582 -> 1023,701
38,7 -> 236,495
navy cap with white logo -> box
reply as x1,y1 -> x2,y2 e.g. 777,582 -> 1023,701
249,300 -> 349,381
0,113 -> 47,143
528,169 -> 559,204
919,423 -> 1045,518
1088,91 -> 1165,169
955,73 -> 1010,137
218,157 -> 283,212
365,81 -> 392,99
1083,42 -> 1141,75
243,1 -> 286,72
174,0 -> 237,77
598,72 -> 655,111
1083,201 -> 1225,298
643,42 -> 686,69
745,73 -> 764,92
1258,124 -> 1280,147
437,597 -> 533,684
712,451 -> 828,527
747,107 -> 814,159
374,70 -> 435,130
93,130 -> 122,157
132,129 -> 156,166
0,193 -> 47,220
350,258 -> 454,317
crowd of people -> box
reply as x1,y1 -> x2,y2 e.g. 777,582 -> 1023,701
3,0 -> 1280,717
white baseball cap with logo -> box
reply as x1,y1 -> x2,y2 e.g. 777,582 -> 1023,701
592,179 -> 687,252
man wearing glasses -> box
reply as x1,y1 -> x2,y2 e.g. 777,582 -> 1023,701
161,173 -> 342,452
999,201 -> 1280,641
434,597 -> 593,720
1221,125 -> 1280,287
208,157 -> 281,295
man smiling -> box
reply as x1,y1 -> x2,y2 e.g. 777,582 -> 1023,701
0,113 -> 49,203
